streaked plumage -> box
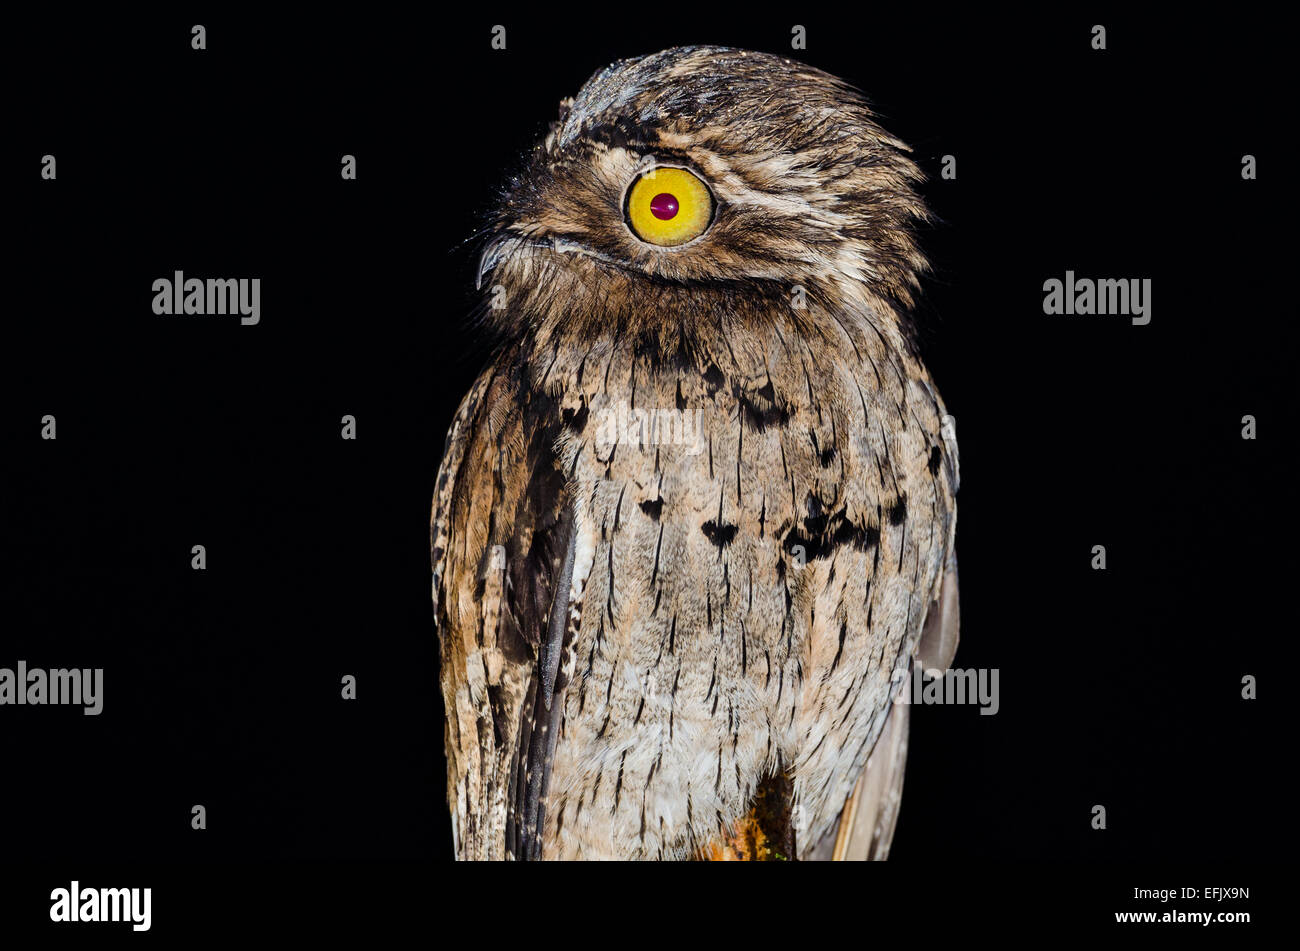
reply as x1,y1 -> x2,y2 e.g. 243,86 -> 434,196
433,46 -> 959,860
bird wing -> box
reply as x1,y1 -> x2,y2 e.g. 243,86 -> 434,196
432,357 -> 581,860
824,412 -> 960,861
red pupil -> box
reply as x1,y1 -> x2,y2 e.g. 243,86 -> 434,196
650,193 -> 679,220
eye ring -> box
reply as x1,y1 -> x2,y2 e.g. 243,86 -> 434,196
622,165 -> 716,248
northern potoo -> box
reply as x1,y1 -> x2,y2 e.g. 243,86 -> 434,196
433,46 -> 960,860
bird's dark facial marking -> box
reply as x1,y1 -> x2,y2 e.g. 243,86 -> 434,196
568,118 -> 657,156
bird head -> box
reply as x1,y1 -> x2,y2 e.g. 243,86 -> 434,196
476,46 -> 930,351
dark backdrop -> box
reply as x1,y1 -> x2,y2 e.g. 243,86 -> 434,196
2,9 -> 1289,866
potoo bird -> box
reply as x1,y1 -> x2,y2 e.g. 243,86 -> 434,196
432,46 -> 960,861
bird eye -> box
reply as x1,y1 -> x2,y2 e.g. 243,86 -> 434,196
624,166 -> 714,247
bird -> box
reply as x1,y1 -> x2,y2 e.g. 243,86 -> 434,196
432,45 -> 960,861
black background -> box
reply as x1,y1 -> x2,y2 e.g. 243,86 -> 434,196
1,5 -> 1290,890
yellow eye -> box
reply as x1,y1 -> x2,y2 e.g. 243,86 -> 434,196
624,166 -> 714,247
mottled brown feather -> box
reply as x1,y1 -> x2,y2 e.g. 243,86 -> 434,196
434,46 -> 959,860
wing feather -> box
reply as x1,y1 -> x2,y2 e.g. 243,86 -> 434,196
824,484 -> 959,860
432,358 -> 577,860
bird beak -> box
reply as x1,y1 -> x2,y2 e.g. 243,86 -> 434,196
476,234 -> 608,290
